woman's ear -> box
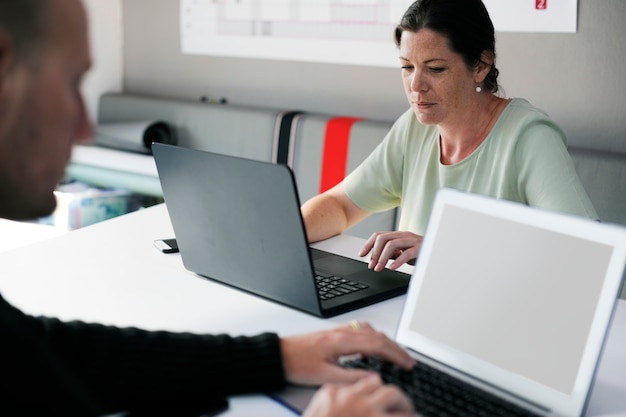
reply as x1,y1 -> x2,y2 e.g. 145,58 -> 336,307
475,50 -> 494,84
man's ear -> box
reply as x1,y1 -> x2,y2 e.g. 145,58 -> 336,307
0,30 -> 16,90
475,50 -> 494,84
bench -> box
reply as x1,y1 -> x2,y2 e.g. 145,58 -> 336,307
69,93 -> 626,299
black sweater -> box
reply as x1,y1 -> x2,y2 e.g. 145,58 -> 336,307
0,293 -> 287,416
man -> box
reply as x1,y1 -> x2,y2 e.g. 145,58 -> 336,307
0,0 -> 414,416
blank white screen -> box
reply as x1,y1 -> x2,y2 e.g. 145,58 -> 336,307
410,205 -> 612,394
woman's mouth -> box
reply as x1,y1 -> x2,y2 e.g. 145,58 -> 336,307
413,101 -> 435,110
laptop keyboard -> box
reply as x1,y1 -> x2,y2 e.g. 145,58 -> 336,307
315,272 -> 369,300
342,356 -> 542,417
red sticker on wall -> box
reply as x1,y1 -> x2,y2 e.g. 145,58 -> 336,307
536,0 -> 547,10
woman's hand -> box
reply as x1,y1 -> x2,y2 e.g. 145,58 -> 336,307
359,231 -> 423,272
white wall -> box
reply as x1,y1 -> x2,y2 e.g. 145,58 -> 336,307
81,0 -> 123,122
120,0 -> 626,154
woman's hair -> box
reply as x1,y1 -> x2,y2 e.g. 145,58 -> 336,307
394,0 -> 500,94
0,0 -> 46,62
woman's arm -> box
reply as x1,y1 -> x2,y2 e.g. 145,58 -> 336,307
301,183 -> 370,243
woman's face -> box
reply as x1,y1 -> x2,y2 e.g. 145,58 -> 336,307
399,28 -> 478,127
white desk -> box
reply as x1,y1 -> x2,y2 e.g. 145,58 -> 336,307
0,204 -> 624,416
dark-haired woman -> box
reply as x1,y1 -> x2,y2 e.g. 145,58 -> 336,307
301,0 -> 596,271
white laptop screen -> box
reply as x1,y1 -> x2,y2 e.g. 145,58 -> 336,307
396,189 -> 626,416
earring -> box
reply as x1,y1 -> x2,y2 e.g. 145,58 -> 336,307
475,85 -> 482,93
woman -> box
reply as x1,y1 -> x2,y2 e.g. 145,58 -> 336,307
301,0 -> 596,273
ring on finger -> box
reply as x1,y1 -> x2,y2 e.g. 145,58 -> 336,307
349,320 -> 361,331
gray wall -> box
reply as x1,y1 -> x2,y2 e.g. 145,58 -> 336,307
123,0 -> 626,153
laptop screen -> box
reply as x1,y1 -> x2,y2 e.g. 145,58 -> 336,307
396,189 -> 626,416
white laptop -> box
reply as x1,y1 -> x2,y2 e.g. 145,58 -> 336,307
393,188 -> 626,416
273,188 -> 626,416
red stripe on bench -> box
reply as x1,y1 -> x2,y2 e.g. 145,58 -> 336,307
319,117 -> 363,193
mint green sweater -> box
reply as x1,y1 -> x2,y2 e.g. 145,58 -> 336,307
344,98 -> 597,235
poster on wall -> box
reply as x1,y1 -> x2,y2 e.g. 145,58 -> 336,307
181,0 -> 578,68
483,0 -> 577,33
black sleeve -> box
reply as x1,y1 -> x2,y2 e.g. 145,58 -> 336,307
0,293 -> 287,416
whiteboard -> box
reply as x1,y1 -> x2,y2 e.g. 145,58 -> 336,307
180,0 -> 577,67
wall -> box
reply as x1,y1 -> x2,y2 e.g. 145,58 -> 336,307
121,0 -> 626,153
82,0 -> 123,121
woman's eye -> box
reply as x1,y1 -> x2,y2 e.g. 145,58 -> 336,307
429,67 -> 445,73
401,65 -> 413,70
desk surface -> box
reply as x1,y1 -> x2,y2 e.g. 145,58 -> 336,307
0,204 -> 624,417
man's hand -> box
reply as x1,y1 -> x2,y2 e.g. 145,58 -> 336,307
280,321 -> 415,386
303,374 -> 414,417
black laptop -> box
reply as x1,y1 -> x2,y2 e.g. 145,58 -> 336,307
152,143 -> 410,318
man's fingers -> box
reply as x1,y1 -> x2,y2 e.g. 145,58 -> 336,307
338,323 -> 415,370
321,366 -> 380,385
369,384 -> 415,413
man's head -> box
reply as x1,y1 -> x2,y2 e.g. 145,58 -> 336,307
0,0 -> 92,221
